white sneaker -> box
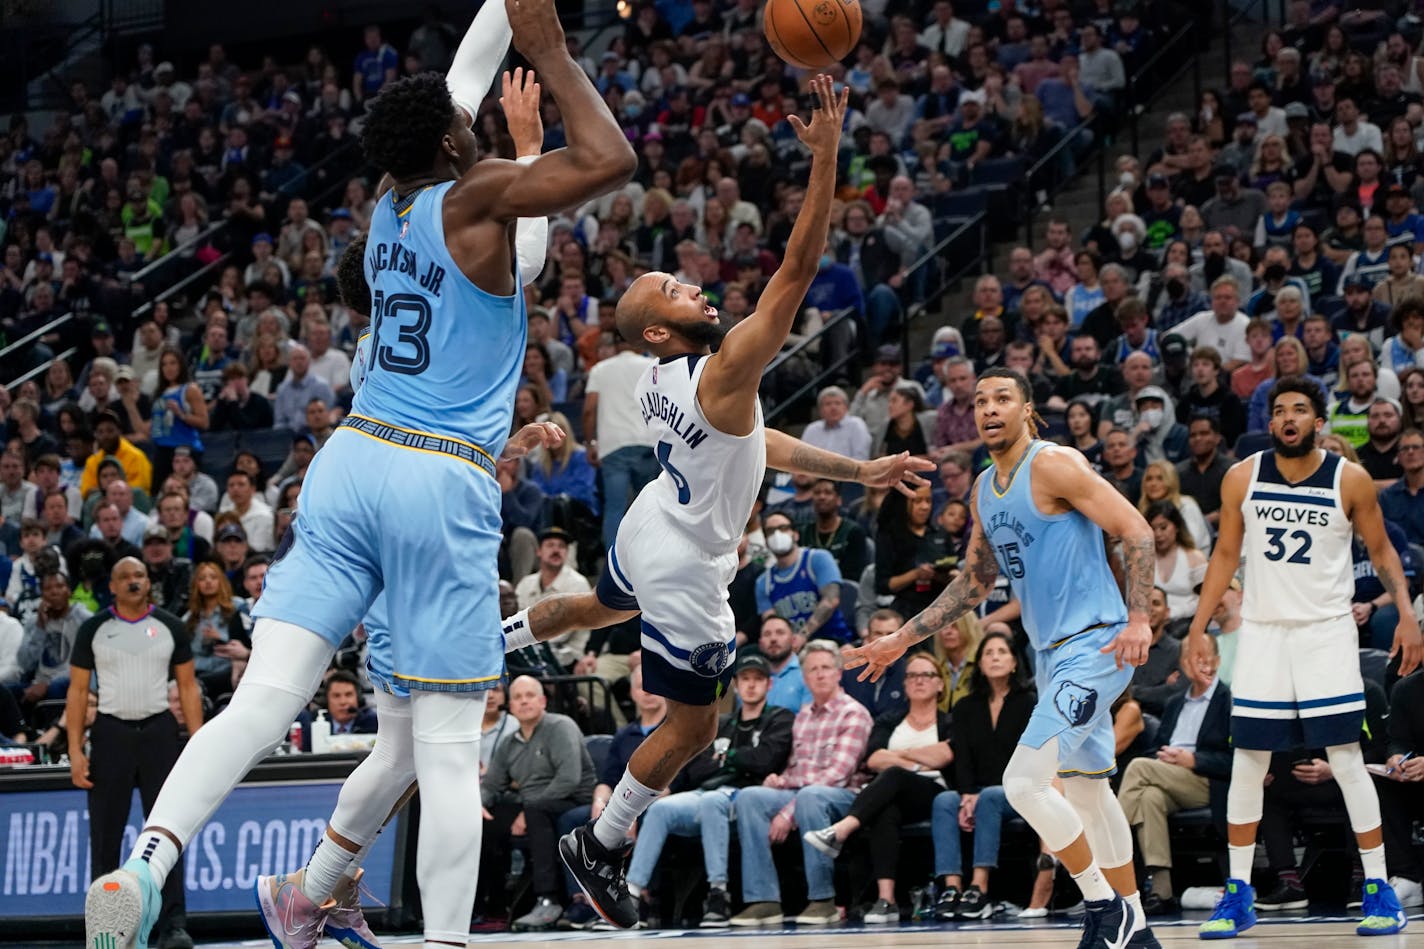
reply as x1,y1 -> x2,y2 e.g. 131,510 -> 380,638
1390,876 -> 1424,909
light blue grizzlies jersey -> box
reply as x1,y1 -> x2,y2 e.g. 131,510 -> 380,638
358,181 -> 525,455
976,440 -> 1128,652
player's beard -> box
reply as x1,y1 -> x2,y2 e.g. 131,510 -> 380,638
680,316 -> 727,349
1271,425 -> 1316,458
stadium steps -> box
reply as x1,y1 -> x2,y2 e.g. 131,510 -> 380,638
911,19 -> 1267,357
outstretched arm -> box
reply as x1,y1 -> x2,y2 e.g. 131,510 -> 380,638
701,77 -> 847,397
764,428 -> 934,495
450,0 -> 635,223
504,592 -> 639,651
446,0 -> 516,120
502,69 -> 550,284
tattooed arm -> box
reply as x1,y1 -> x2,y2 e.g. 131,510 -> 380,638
1035,445 -> 1155,668
1345,462 -> 1423,676
802,584 -> 843,638
764,428 -> 936,493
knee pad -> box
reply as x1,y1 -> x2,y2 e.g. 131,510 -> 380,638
1226,748 -> 1271,826
1325,743 -> 1382,834
1002,740 -> 1084,853
328,692 -> 416,845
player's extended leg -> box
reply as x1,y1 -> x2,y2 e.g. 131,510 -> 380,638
1003,739 -> 1139,948
504,592 -> 638,652
85,620 -> 335,949
256,689 -> 416,949
409,690 -> 485,948
1199,746 -> 1271,939
1324,742 -> 1408,936
561,697 -> 720,928
1063,776 -> 1159,947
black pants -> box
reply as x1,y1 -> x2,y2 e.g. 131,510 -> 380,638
1260,771 -> 1345,871
89,712 -> 186,928
484,797 -> 581,900
847,765 -> 944,881
1378,777 -> 1424,881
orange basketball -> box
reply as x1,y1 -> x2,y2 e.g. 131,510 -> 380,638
763,0 -> 863,70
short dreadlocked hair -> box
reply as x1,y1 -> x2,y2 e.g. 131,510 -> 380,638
360,72 -> 457,179
336,236 -> 370,316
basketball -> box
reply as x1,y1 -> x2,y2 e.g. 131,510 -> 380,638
763,0 -> 863,70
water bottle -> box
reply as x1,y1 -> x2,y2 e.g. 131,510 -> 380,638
287,721 -> 304,754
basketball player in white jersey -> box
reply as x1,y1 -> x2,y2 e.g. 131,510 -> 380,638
500,76 -> 931,927
1188,376 -> 1423,939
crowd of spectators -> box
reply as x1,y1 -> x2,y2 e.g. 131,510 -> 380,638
4,0 -> 1424,934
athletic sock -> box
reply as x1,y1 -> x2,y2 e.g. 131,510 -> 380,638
1071,862 -> 1116,902
340,838 -> 375,885
1277,867 -> 1301,889
1123,891 -> 1145,932
593,770 -> 659,850
1361,844 -> 1387,882
1228,844 -> 1255,883
303,834 -> 362,904
131,831 -> 180,884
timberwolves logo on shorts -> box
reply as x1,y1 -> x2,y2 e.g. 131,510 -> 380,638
1054,681 -> 1098,727
689,641 -> 732,678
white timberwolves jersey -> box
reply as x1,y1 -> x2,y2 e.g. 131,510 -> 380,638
1240,450 -> 1353,624
632,353 -> 766,551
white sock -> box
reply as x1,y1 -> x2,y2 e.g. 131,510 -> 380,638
503,608 -> 535,651
1123,891 -> 1145,932
303,834 -> 362,904
131,832 -> 180,883
1361,844 -> 1387,882
593,770 -> 659,849
341,838 -> 375,885
1228,844 -> 1254,883
1071,862 -> 1116,903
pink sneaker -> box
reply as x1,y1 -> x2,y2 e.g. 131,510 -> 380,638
255,871 -> 328,949
324,870 -> 382,949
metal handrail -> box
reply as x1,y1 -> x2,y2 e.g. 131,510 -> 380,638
0,312 -> 75,363
7,347 -> 77,391
1126,21 -> 1203,156
130,252 -> 232,322
763,306 -> 857,378
128,221 -> 225,285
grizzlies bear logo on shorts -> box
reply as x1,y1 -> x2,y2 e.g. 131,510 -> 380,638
1055,681 -> 1098,727
689,641 -> 732,678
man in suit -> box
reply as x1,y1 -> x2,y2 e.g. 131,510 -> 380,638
1117,633 -> 1233,914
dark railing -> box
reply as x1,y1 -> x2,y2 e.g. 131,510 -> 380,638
761,211 -> 990,426
8,348 -> 78,391
1020,111 -> 1103,247
0,312 -> 75,369
1125,21 -> 1200,157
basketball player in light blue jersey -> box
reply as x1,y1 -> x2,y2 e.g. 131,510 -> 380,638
847,367 -> 1164,949
1187,376 -> 1422,940
83,1 -> 637,947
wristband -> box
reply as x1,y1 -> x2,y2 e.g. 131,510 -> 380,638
503,608 -> 536,651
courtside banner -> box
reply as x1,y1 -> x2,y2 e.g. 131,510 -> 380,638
0,781 -> 397,917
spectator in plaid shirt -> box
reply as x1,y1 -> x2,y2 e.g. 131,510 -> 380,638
730,640 -> 873,926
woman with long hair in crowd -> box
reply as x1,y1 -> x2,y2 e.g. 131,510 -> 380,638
246,334 -> 288,399
1148,499 -> 1207,625
526,411 -> 598,515
1065,398 -> 1103,468
1247,134 -> 1295,192
803,651 -> 954,924
1138,460 -> 1211,552
876,482 -> 955,620
521,341 -> 567,405
932,612 -> 982,711
1383,117 -> 1423,189
928,630 -> 1036,920
42,362 -> 77,415
1398,367 -> 1424,430
184,560 -> 252,698
872,380 -> 933,457
1195,89 -> 1227,146
146,346 -> 208,486
1309,23 -> 1350,77
513,384 -> 551,433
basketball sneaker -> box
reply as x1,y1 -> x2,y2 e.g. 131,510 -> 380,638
324,870 -> 382,948
1356,878 -> 1408,936
559,822 -> 637,928
85,858 -> 161,949
1076,895 -> 1136,949
1198,879 -> 1256,940
255,870 -> 329,949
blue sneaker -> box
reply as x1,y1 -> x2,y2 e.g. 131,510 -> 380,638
1198,879 -> 1256,940
1357,878 -> 1408,936
85,858 -> 161,949
1077,895 -> 1136,949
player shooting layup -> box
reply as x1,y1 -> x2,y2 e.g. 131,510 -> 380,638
499,77 -> 934,928
1187,376 -> 1422,939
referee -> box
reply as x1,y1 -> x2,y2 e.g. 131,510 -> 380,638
65,557 -> 204,949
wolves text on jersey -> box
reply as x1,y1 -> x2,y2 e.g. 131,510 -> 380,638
1251,504 -> 1331,526
368,240 -> 448,297
641,392 -> 709,450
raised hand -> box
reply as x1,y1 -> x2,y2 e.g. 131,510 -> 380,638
787,75 -> 849,156
505,0 -> 567,61
501,421 -> 564,460
858,451 -> 936,497
501,67 -> 544,158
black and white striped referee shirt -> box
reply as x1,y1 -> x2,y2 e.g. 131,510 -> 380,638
70,606 -> 191,720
